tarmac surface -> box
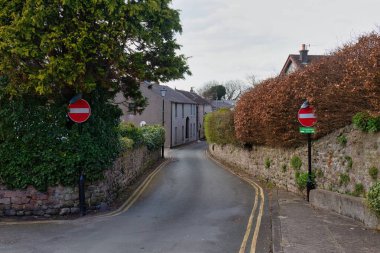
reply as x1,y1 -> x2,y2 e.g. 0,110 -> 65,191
271,189 -> 380,253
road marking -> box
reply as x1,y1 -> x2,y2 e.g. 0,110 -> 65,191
206,150 -> 265,253
0,159 -> 171,226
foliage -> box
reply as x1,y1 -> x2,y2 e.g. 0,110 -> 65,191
345,156 -> 353,170
235,32 -> 380,147
352,183 -> 365,197
198,80 -> 249,100
369,167 -> 379,180
204,109 -> 237,145
119,122 -> 144,147
119,123 -> 164,151
337,134 -> 347,146
120,137 -> 134,150
290,156 -> 302,171
0,0 -> 190,107
353,112 -> 380,133
264,158 -> 271,169
202,85 -> 226,100
0,88 -> 122,191
295,172 -> 315,191
339,173 -> 350,186
367,182 -> 380,215
140,125 -> 165,151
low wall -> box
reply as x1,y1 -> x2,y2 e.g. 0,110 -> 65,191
0,147 -> 160,217
209,125 -> 380,227
310,189 -> 380,230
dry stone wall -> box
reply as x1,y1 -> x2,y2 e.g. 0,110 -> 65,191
0,147 -> 160,217
209,125 -> 380,196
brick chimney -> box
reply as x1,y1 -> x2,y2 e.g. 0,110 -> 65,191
299,44 -> 309,64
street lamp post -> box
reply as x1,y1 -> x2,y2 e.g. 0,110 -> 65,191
160,87 -> 166,158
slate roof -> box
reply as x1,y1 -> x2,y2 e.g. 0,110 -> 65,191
176,90 -> 211,105
141,82 -> 196,104
280,54 -> 326,75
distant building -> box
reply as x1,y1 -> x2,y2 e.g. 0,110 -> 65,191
280,44 -> 326,76
117,83 -> 211,147
177,88 -> 212,139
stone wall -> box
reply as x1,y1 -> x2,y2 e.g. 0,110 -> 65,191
209,125 -> 380,196
0,147 -> 160,217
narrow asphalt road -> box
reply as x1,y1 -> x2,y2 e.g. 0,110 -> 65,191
0,142 -> 270,253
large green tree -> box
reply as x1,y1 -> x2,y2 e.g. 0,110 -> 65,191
0,0 -> 190,104
0,0 -> 190,190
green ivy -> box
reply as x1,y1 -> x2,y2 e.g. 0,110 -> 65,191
290,156 -> 302,171
367,182 -> 380,215
353,112 -> 380,133
0,89 -> 122,191
369,167 -> 379,180
295,172 -> 315,191
339,173 -> 350,187
140,125 -> 165,151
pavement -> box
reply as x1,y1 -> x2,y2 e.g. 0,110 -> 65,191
271,188 -> 380,253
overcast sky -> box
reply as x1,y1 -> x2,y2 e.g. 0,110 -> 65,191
166,0 -> 380,91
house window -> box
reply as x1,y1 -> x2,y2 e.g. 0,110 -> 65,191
175,103 -> 178,118
185,117 -> 189,139
190,123 -> 192,138
182,104 -> 184,118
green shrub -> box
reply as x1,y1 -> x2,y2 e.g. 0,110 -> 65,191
120,137 -> 134,150
290,156 -> 302,171
369,167 -> 379,180
345,156 -> 353,170
295,172 -> 315,191
119,122 -> 144,147
140,125 -> 165,151
367,182 -> 380,215
353,112 -> 380,133
352,183 -> 365,197
337,134 -> 347,146
264,158 -> 271,169
339,173 -> 350,186
204,108 -> 237,145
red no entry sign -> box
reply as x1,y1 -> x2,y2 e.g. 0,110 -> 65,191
298,106 -> 317,127
68,99 -> 91,123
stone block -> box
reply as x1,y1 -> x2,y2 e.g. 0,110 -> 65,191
46,209 -> 59,215
70,207 -> 80,214
33,210 -> 45,216
16,211 -> 24,216
5,209 -> 16,216
59,208 -> 71,216
0,198 -> 10,205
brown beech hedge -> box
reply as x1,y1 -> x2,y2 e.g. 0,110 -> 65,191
235,32 -> 380,148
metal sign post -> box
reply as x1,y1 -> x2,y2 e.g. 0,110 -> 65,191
298,100 -> 317,202
68,97 -> 91,216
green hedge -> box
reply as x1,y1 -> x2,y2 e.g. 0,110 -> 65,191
367,182 -> 380,215
204,108 -> 237,145
119,123 -> 165,151
0,89 -> 122,191
353,112 -> 380,133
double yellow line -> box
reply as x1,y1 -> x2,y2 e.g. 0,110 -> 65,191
0,159 -> 170,226
206,151 -> 265,253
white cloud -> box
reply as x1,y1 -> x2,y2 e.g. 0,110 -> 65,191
167,0 -> 380,91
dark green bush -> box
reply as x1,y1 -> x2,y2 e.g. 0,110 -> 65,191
0,89 -> 122,191
204,108 -> 237,145
264,158 -> 271,169
337,134 -> 347,146
353,112 -> 380,133
367,182 -> 380,215
345,156 -> 353,170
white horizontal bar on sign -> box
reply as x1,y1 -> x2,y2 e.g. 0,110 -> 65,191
70,108 -> 90,114
299,113 -> 316,119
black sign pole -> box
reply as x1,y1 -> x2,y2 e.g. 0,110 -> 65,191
306,133 -> 312,202
78,123 -> 86,216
